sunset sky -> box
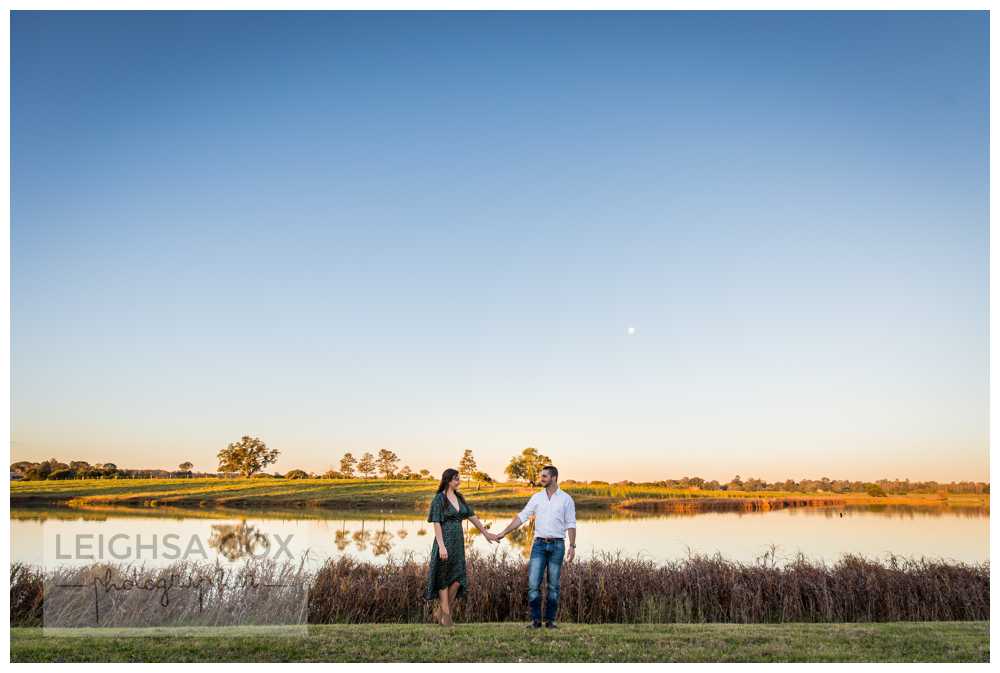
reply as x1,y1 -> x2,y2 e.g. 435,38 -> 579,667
11,11 -> 988,482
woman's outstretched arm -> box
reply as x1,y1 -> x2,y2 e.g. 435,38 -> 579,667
468,515 -> 498,542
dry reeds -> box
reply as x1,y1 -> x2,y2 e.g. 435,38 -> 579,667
12,559 -> 310,629
11,551 -> 988,627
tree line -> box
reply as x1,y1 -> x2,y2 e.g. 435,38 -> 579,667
9,438 -> 500,487
9,440 -> 990,495
646,475 -> 990,496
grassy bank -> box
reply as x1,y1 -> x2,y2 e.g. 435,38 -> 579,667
10,477 -> 988,513
10,622 -> 990,662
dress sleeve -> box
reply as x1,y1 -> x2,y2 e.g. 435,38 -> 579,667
427,493 -> 444,523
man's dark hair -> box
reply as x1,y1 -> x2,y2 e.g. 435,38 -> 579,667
542,465 -> 558,480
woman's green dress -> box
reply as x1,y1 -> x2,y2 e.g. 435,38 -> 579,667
425,491 -> 475,601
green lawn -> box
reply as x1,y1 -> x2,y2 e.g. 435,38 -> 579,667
10,478 -> 546,511
11,477 -> 986,513
10,622 -> 989,662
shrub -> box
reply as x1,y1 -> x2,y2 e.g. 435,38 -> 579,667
10,564 -> 43,627
285,469 -> 309,480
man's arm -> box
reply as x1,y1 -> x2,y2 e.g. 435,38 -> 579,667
498,495 -> 536,539
496,514 -> 524,539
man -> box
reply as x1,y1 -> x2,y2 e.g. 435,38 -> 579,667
496,465 -> 577,629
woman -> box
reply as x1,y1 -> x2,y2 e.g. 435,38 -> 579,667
425,468 -> 497,626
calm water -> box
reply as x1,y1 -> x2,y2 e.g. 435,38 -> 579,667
11,505 -> 989,569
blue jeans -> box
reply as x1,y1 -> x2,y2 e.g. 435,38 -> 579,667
528,538 -> 565,622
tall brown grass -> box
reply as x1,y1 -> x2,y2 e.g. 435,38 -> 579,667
12,550 -> 988,627
13,559 -> 310,629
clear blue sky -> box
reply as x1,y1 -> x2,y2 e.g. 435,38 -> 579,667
12,11 -> 988,482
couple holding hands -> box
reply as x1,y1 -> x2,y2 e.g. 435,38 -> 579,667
424,465 -> 577,628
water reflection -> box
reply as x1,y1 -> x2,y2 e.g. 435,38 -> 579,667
352,526 -> 371,552
329,521 -> 397,556
842,504 -> 989,519
372,525 -> 393,556
10,503 -> 990,569
207,521 -> 271,561
322,515 -> 537,559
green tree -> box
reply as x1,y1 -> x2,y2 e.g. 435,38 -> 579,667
472,470 -> 494,490
504,447 -> 552,486
376,449 -> 400,479
398,465 -> 413,479
10,461 -> 36,478
98,463 -> 119,479
25,461 -> 56,480
285,469 -> 309,480
505,456 -> 526,483
459,449 -> 477,483
179,461 -> 194,472
340,453 -> 357,478
217,435 -> 279,477
419,468 -> 431,480
358,452 -> 376,479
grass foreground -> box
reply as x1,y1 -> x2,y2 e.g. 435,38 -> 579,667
10,622 -> 989,662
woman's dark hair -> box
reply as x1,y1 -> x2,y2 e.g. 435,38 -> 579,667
436,468 -> 468,506
436,468 -> 460,494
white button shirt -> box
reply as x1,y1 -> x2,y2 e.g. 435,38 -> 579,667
517,487 -> 577,538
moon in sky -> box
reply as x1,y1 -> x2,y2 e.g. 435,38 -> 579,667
626,326 -> 636,336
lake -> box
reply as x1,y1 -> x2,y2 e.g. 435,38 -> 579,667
11,503 -> 989,569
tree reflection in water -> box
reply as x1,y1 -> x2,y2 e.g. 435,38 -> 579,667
208,521 -> 271,561
334,524 -> 351,552
329,519 -> 400,556
372,522 -> 394,556
352,522 -> 371,551
503,520 -> 535,559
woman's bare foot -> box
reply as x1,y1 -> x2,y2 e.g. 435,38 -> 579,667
432,604 -> 442,624
441,611 -> 453,627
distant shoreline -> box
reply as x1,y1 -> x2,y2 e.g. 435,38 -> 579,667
9,478 -> 989,515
